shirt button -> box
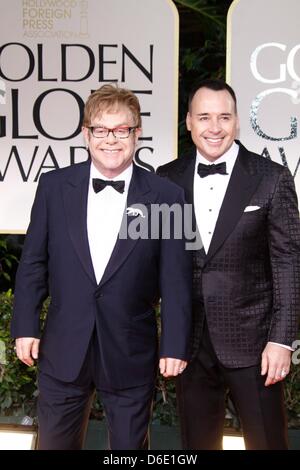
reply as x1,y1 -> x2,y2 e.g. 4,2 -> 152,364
208,231 -> 212,234
209,209 -> 212,212
210,187 -> 213,190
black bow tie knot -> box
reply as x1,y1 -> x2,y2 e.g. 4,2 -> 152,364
197,161 -> 228,178
92,178 -> 125,194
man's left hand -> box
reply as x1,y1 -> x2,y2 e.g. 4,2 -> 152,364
261,342 -> 291,386
159,358 -> 187,378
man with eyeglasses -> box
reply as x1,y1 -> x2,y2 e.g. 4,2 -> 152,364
11,84 -> 192,449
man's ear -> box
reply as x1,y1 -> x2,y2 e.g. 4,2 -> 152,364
235,116 -> 240,137
134,127 -> 142,143
186,112 -> 191,131
82,126 -> 90,148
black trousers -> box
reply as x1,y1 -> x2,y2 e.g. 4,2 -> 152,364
37,330 -> 154,450
176,322 -> 288,450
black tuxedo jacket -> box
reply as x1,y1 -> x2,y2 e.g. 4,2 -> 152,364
11,162 -> 192,388
157,141 -> 300,368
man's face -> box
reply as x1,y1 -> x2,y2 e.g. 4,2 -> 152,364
82,106 -> 141,178
186,87 -> 239,162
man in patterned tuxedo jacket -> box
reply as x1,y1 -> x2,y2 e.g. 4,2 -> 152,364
157,79 -> 300,450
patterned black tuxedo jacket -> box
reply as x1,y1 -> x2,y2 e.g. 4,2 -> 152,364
157,141 -> 300,368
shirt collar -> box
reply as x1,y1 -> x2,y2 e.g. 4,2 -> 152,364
90,162 -> 133,193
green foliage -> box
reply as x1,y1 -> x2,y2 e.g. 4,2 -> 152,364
0,236 -> 18,285
152,378 -> 178,426
0,291 -> 48,417
173,0 -> 231,154
0,290 -> 37,415
174,0 -> 228,29
284,344 -> 300,428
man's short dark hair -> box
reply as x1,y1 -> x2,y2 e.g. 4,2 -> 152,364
188,78 -> 237,113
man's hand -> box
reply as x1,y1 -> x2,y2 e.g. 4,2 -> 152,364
261,342 -> 291,386
15,337 -> 40,367
159,357 -> 187,378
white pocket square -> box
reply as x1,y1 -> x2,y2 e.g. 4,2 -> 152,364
244,205 -> 260,212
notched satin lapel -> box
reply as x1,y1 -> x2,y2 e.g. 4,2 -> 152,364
99,165 -> 156,288
63,163 -> 96,284
206,151 -> 263,264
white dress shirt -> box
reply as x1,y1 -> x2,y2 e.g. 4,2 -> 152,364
87,163 -> 132,284
194,142 -> 239,253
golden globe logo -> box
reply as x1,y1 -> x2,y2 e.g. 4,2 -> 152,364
250,43 -> 300,145
251,43 -> 300,83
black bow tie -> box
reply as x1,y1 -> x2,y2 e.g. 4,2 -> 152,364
197,162 -> 228,178
92,178 -> 125,194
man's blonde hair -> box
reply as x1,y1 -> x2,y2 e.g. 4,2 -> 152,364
83,84 -> 141,128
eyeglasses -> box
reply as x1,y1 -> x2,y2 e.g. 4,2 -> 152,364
88,126 -> 138,139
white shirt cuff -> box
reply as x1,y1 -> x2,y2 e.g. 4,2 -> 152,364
268,341 -> 294,352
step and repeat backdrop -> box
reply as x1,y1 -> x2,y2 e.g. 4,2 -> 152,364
0,0 -> 179,233
227,0 -> 300,197
1,0 -> 299,233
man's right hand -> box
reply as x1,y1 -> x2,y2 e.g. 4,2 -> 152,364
15,337 -> 40,366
